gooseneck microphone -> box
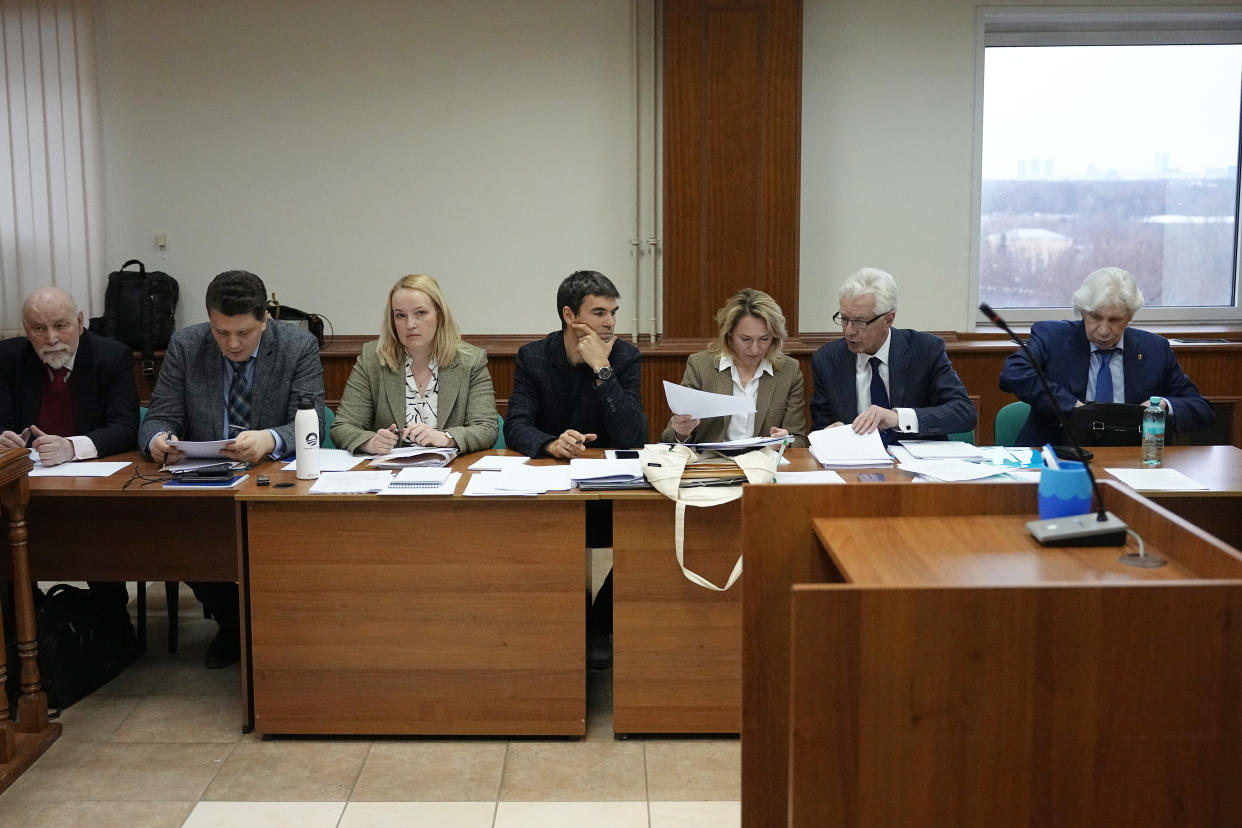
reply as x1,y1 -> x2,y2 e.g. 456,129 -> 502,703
981,303 -> 1133,550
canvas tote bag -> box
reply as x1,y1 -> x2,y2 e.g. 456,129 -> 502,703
638,443 -> 779,591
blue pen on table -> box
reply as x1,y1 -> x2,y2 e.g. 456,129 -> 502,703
772,436 -> 790,482
1041,443 -> 1060,470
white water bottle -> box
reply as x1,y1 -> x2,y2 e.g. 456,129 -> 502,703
1141,396 -> 1165,467
294,394 -> 320,479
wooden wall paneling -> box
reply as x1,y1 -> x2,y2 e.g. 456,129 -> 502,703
663,0 -> 802,338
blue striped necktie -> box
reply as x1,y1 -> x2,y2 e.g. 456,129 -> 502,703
227,358 -> 252,431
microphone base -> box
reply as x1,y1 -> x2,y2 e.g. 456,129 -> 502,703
1025,511 -> 1128,547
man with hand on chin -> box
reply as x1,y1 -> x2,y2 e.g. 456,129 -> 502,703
504,270 -> 646,670
503,270 -> 645,459
139,269 -> 325,667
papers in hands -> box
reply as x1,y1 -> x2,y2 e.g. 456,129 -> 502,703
166,438 -> 235,458
663,381 -> 755,419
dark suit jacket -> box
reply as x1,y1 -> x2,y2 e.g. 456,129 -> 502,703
138,319 -> 325,456
810,328 -> 976,438
999,320 -> 1214,446
0,330 -> 139,457
659,350 -> 808,447
503,331 -> 646,458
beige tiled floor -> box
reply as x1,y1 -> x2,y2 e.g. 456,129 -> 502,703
1,572 -> 740,827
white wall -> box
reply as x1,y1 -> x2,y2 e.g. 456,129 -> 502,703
95,0 -> 638,333
799,0 -> 1238,333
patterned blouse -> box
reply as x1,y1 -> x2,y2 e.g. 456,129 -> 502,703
404,355 -> 439,429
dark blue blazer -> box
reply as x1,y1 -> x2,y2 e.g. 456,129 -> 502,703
998,320 -> 1214,446
503,330 -> 646,458
809,328 -> 976,438
0,330 -> 139,457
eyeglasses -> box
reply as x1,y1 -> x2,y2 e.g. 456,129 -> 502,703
832,311 -> 887,330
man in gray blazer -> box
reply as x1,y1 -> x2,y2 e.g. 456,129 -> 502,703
810,268 -> 975,441
140,270 -> 325,667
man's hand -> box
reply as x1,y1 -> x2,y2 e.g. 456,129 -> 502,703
851,405 -> 898,435
151,432 -> 186,466
405,423 -> 454,448
29,425 -> 74,466
570,323 -> 615,372
0,429 -> 29,450
546,429 -> 597,459
220,429 -> 277,464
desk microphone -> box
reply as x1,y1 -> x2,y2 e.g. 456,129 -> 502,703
980,303 -> 1134,551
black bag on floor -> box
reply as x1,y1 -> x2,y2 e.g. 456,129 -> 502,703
37,584 -> 130,709
89,259 -> 179,379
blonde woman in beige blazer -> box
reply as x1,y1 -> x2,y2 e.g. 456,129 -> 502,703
661,288 -> 808,447
331,274 -> 498,454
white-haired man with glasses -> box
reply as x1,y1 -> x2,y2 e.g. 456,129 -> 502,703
810,268 -> 975,441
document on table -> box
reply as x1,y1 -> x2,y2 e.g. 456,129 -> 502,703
568,458 -> 642,480
808,426 -> 891,466
28,460 -> 131,477
1105,468 -> 1210,491
687,435 -> 787,452
463,472 -> 536,496
308,471 -> 394,494
899,440 -> 985,460
166,438 -> 234,458
379,471 -> 461,496
896,458 -> 1012,482
663,381 -> 755,419
282,449 -> 361,473
774,470 -> 846,485
467,455 -> 530,471
464,465 -> 574,495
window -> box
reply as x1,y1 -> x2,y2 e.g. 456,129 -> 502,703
975,10 -> 1242,320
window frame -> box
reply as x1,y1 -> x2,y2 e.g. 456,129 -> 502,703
969,6 -> 1242,326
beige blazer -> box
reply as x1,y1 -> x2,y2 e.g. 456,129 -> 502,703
330,340 -> 498,454
660,350 -> 808,447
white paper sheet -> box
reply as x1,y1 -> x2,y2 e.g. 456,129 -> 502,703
281,449 -> 362,473
308,471 -> 394,494
1104,468 -> 1210,491
28,460 -> 131,478
663,380 -> 755,419
492,465 -> 574,493
467,455 -> 531,471
463,472 -> 537,497
808,426 -> 891,466
568,458 -> 642,480
896,458 -> 1012,482
774,470 -> 846,485
899,440 -> 984,460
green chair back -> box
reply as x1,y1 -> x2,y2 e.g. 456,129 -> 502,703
493,413 -> 506,450
948,429 -> 975,444
322,406 -> 335,449
994,401 -> 1031,447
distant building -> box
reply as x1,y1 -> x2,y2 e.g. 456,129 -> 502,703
985,227 -> 1072,265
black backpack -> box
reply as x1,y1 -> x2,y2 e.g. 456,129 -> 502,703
35,584 -> 132,710
90,259 -> 179,378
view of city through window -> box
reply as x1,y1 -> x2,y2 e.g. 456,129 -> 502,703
980,44 -> 1241,310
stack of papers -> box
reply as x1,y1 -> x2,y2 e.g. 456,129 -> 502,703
684,435 -> 787,452
282,449 -> 362,473
369,446 -> 458,469
568,458 -> 649,490
379,470 -> 461,496
464,465 -> 574,496
308,471 -> 394,494
899,440 -> 984,460
467,455 -> 530,471
808,427 -> 891,467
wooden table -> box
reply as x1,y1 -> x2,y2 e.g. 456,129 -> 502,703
741,479 -> 1242,828
237,456 -> 589,736
0,449 -> 60,793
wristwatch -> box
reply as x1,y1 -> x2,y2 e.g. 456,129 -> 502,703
594,365 -> 614,382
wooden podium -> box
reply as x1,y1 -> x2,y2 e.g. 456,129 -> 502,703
741,480 -> 1242,828
0,448 -> 60,793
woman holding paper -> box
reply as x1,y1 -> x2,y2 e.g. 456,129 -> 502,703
661,288 -> 808,447
331,274 -> 499,454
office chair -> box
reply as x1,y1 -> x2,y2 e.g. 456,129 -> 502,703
994,401 -> 1031,446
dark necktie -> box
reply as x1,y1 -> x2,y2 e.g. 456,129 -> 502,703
52,366 -> 69,386
1094,349 -> 1115,403
227,359 -> 252,431
868,357 -> 890,409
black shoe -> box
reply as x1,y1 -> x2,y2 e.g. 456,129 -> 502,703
588,633 -> 612,671
205,627 -> 240,669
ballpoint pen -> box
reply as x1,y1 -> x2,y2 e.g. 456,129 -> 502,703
772,436 -> 789,482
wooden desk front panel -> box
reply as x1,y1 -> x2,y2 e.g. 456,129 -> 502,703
789,582 -> 1242,828
245,499 -> 586,736
612,499 -> 743,734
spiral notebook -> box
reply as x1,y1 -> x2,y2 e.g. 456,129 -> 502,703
388,468 -> 453,488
